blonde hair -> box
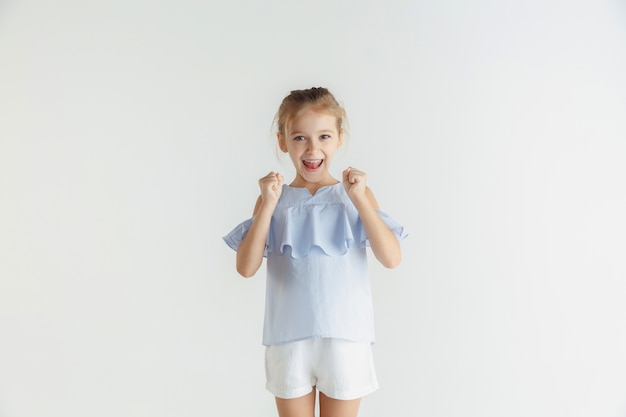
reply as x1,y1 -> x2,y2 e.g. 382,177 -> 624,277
273,87 -> 348,136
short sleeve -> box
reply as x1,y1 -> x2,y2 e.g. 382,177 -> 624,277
223,217 -> 268,257
360,210 -> 409,247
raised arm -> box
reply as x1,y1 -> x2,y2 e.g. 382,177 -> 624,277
236,172 -> 283,277
343,167 -> 402,268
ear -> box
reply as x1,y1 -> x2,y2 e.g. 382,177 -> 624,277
277,133 -> 288,153
338,130 -> 344,148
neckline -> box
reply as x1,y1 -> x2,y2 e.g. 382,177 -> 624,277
286,181 -> 341,196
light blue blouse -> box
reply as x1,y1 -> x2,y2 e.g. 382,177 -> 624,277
224,182 -> 407,346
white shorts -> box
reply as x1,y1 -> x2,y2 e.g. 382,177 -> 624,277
265,337 -> 379,400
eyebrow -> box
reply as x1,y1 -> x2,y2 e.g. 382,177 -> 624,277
290,130 -> 335,135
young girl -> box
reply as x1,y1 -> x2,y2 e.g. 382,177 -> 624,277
224,87 -> 407,417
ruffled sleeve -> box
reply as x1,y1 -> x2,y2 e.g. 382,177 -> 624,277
223,216 -> 269,257
362,210 -> 409,247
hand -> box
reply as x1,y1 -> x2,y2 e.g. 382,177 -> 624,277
259,171 -> 283,205
342,167 -> 367,198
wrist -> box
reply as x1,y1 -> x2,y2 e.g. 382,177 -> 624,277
257,199 -> 278,216
350,193 -> 373,211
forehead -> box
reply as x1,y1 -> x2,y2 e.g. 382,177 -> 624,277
287,110 -> 338,133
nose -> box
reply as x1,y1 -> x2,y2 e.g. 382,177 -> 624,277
307,138 -> 319,153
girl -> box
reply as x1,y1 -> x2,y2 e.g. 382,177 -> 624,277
224,87 -> 407,417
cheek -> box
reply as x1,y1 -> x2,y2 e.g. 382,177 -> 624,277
288,150 -> 301,161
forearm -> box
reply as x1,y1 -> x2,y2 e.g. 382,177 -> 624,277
236,205 -> 274,277
236,172 -> 284,277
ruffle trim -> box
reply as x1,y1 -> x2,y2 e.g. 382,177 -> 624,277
223,205 -> 408,259
223,217 -> 266,255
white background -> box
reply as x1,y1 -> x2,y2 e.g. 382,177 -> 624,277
1,0 -> 626,416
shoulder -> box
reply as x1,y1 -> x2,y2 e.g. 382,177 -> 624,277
254,185 -> 294,214
339,185 -> 380,210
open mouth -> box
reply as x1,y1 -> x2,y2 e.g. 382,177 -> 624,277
302,159 -> 323,170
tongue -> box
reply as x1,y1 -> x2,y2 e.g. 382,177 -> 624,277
304,160 -> 322,169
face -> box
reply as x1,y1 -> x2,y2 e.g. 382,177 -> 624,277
278,109 -> 343,190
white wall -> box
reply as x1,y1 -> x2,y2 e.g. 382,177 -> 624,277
1,0 -> 625,416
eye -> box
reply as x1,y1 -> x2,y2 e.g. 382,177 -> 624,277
293,136 -> 306,141
320,134 -> 331,140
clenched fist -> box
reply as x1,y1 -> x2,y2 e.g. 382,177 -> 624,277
342,167 -> 368,198
259,171 -> 284,206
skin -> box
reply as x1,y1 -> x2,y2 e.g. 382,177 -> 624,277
275,389 -> 361,417
235,108 -> 402,416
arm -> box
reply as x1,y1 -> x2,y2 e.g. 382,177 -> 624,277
343,167 -> 402,268
236,172 -> 283,278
